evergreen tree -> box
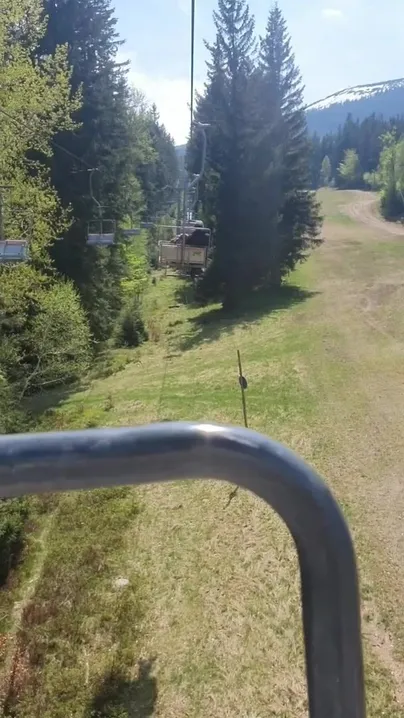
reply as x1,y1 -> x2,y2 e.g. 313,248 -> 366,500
35,0 -> 140,339
308,133 -> 323,188
251,3 -> 322,287
320,155 -> 332,186
0,0 -> 92,414
135,103 -> 178,221
195,0 -> 256,307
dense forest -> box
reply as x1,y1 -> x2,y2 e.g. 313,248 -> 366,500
310,113 -> 404,219
0,0 -> 177,433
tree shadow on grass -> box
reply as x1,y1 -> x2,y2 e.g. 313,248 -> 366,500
175,281 -> 198,307
178,284 -> 319,351
88,658 -> 157,718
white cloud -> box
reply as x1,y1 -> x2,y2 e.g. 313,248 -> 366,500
321,8 -> 344,20
119,51 -> 203,144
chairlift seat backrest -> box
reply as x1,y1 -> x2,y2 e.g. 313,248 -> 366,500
122,229 -> 141,237
0,240 -> 28,263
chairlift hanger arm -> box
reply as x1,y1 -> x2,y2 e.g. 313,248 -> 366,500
88,168 -> 101,211
0,422 -> 365,718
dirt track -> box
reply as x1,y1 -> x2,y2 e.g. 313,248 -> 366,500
341,191 -> 404,235
316,190 -> 404,707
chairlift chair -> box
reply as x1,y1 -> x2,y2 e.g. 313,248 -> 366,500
0,422 -> 366,718
86,218 -> 116,247
86,168 -> 116,246
0,239 -> 29,263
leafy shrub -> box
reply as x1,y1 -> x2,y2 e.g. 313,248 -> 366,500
0,370 -> 25,434
380,182 -> 404,220
26,281 -> 92,392
0,267 -> 92,396
113,298 -> 148,348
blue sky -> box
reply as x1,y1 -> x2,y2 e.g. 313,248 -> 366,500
114,0 -> 404,143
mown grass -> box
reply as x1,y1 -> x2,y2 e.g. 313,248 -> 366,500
2,188 -> 404,716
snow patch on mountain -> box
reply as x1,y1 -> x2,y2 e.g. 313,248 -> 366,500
308,78 -> 404,112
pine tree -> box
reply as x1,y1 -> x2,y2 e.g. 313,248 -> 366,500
320,155 -> 332,186
252,3 -> 322,287
35,0 -> 138,339
195,0 -> 256,307
136,104 -> 178,221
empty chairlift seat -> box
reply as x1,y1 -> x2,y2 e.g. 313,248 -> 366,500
86,220 -> 116,246
0,240 -> 28,263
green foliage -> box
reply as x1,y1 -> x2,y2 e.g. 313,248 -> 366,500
114,233 -> 150,347
113,297 -> 148,348
320,155 -> 332,186
0,0 -> 175,602
191,2 -> 321,306
371,132 -> 404,219
121,235 -> 149,299
0,264 -> 50,384
190,0 -> 256,306
135,102 -> 178,221
251,4 -> 322,288
0,266 -> 91,395
0,497 -> 30,585
338,148 -> 362,188
0,0 -> 90,440
37,0 -> 141,339
363,170 -> 381,190
309,114 -> 404,190
0,0 -> 80,265
37,4 -> 177,340
0,371 -> 24,433
26,281 -> 91,391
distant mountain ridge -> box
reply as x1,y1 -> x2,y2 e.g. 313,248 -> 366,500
174,79 -> 404,148
307,78 -> 404,135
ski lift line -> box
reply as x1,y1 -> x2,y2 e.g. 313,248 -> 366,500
190,0 -> 196,141
86,168 -> 117,245
0,103 -> 92,169
0,187 -> 30,264
0,422 -> 365,718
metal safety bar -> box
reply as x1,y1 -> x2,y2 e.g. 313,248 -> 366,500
0,422 -> 365,718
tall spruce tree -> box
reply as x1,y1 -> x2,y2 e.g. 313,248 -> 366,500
252,3 -> 322,286
194,0 -> 256,307
35,0 -> 140,339
136,104 -> 178,221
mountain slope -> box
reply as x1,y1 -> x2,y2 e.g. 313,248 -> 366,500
307,78 -> 404,135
